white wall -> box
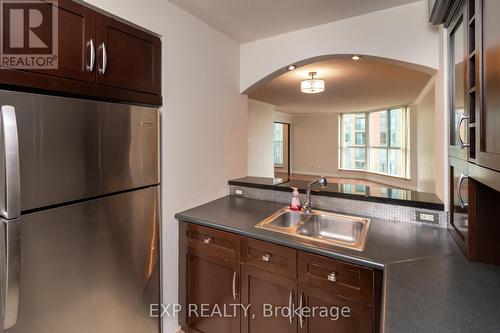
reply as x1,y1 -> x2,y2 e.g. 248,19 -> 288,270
413,78 -> 437,193
83,1 -> 247,332
240,0 -> 439,92
435,26 -> 449,204
247,100 -> 275,177
247,99 -> 291,177
292,114 -> 338,176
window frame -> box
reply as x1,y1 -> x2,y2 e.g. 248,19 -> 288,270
339,106 -> 410,179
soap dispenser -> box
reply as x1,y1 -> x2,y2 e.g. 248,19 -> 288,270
290,187 -> 301,210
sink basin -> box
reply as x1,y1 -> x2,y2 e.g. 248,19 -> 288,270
270,210 -> 308,228
255,207 -> 370,251
296,213 -> 365,244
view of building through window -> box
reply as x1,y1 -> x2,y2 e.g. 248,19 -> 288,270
341,107 -> 410,178
273,122 -> 284,166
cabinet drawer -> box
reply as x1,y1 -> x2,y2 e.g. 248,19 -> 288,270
180,222 -> 240,261
241,237 -> 297,279
298,252 -> 375,305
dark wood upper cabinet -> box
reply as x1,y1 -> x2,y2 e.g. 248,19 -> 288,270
448,0 -> 480,162
96,15 -> 161,95
448,4 -> 468,161
0,0 -> 162,106
25,0 -> 96,82
53,0 -> 96,82
477,0 -> 500,172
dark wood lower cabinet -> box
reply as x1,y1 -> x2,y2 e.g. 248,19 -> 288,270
298,283 -> 373,333
180,247 -> 240,333
179,221 -> 382,333
449,157 -> 474,258
241,265 -> 298,333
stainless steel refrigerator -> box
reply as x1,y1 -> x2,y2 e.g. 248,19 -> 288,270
0,90 -> 161,332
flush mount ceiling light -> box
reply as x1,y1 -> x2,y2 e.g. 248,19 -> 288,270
287,64 -> 296,71
301,72 -> 325,94
352,55 -> 361,60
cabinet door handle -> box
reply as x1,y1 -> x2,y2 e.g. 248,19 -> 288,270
98,42 -> 107,75
327,272 -> 337,282
232,271 -> 237,301
458,172 -> 469,209
457,114 -> 469,149
288,290 -> 293,325
261,254 -> 271,262
299,293 -> 304,328
203,237 -> 212,244
86,39 -> 95,72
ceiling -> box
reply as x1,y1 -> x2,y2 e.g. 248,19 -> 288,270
169,0 -> 421,43
248,57 -> 432,114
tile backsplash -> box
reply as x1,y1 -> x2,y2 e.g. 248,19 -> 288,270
229,185 -> 448,228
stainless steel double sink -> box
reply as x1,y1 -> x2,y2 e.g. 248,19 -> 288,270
255,207 -> 371,251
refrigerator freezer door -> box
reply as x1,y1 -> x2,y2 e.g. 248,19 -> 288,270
3,186 -> 160,333
0,90 -> 159,212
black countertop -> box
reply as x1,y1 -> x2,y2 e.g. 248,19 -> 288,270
175,196 -> 500,332
229,176 -> 444,211
384,254 -> 500,332
175,196 -> 455,269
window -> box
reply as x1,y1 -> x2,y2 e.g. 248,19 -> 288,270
273,123 -> 284,167
340,107 -> 410,178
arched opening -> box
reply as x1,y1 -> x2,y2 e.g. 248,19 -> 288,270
242,54 -> 437,95
245,54 -> 439,194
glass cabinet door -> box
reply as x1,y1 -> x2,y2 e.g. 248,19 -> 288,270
449,9 -> 468,160
477,0 -> 500,171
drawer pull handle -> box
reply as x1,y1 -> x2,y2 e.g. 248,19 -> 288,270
203,237 -> 212,244
262,254 -> 271,262
327,272 -> 337,282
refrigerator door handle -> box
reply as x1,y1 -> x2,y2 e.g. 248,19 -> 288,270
2,218 -> 20,329
0,105 -> 21,219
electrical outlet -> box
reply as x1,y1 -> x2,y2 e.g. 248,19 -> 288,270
415,211 -> 438,224
234,189 -> 244,196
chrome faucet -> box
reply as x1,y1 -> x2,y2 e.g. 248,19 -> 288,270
303,177 -> 327,215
